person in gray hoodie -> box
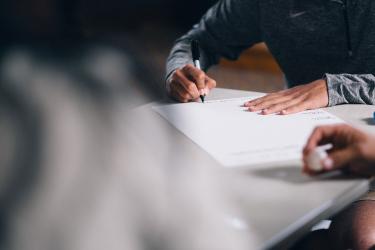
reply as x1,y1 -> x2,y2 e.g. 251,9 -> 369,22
166,0 -> 375,249
166,0 -> 375,114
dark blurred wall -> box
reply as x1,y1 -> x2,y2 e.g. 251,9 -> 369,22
0,0 -> 79,43
0,0 -> 217,44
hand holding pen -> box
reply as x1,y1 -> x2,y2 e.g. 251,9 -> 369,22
167,40 -> 216,103
191,40 -> 206,102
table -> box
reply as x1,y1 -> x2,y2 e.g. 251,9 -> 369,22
142,88 -> 373,249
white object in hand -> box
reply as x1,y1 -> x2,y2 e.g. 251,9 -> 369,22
307,144 -> 333,171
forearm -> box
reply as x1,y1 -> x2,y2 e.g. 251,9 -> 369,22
166,0 -> 261,82
166,33 -> 218,82
326,73 -> 375,106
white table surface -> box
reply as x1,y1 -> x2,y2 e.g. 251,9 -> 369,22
140,88 -> 374,249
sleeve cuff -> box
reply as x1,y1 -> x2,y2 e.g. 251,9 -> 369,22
325,73 -> 348,106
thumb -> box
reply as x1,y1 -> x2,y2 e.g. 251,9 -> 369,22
205,76 -> 217,89
202,76 -> 217,96
324,147 -> 357,171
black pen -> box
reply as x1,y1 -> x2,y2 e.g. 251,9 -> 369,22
191,40 -> 205,103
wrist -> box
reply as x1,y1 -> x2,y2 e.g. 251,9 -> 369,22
165,70 -> 176,93
313,78 -> 329,107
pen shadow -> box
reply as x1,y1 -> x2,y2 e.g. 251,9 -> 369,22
250,166 -> 359,184
361,118 -> 375,126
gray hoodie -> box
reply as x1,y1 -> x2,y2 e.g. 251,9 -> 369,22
166,0 -> 375,106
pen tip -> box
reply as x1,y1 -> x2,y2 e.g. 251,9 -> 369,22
200,95 -> 205,103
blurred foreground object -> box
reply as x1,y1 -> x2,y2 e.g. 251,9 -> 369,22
0,44 -> 256,250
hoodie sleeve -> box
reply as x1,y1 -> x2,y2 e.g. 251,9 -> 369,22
325,73 -> 375,106
165,0 -> 261,82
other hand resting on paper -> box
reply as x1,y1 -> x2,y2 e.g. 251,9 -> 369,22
167,64 -> 216,102
302,124 -> 375,176
244,79 -> 329,115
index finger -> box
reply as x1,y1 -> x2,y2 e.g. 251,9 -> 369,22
182,64 -> 206,90
303,126 -> 337,156
173,70 -> 200,99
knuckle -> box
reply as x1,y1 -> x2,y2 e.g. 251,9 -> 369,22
176,69 -> 183,77
285,107 -> 296,113
210,79 -> 217,87
263,100 -> 274,107
187,64 -> 195,72
183,93 -> 191,100
187,83 -> 196,92
183,64 -> 191,70
272,105 -> 282,112
197,72 -> 205,80
174,70 -> 183,80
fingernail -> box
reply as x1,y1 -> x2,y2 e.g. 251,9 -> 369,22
262,109 -> 268,114
323,158 -> 334,170
204,87 -> 209,95
199,89 -> 204,96
281,110 -> 287,115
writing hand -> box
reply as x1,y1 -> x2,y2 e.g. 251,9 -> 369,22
167,64 -> 216,103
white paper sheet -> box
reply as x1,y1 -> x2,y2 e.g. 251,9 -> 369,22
153,97 -> 344,167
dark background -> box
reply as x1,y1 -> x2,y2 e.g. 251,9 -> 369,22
0,0 -> 285,95
0,0 -> 217,41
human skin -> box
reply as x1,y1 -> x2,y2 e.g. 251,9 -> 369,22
168,67 -> 328,114
295,125 -> 375,250
167,65 -> 216,103
302,124 -> 375,176
244,79 -> 329,115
